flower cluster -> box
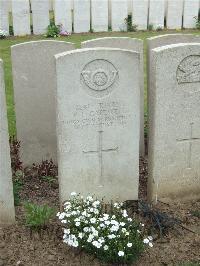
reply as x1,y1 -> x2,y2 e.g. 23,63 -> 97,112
0,29 -> 8,39
57,192 -> 153,264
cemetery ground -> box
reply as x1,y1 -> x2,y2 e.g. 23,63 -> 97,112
0,30 -> 200,266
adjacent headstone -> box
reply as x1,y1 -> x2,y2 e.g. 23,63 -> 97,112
148,0 -> 165,29
0,0 -> 9,34
111,0 -> 127,31
11,40 -> 75,165
31,0 -> 50,35
54,0 -> 72,33
183,0 -> 199,29
148,43 -> 200,201
91,0 -> 108,32
81,37 -> 145,156
0,59 -> 15,225
132,0 -> 148,30
74,0 -> 90,33
55,48 -> 140,202
12,0 -> 31,36
166,0 -> 183,29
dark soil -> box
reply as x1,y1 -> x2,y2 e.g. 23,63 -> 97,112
0,157 -> 199,266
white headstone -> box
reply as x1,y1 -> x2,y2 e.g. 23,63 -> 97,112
0,0 -> 9,34
31,0 -> 49,35
91,0 -> 108,32
149,0 -> 165,29
183,0 -> 199,29
11,40 -> 75,165
0,59 -> 15,225
74,0 -> 90,33
56,48 -> 140,202
166,0 -> 183,29
132,0 -> 148,30
81,37 -> 145,156
111,0 -> 127,31
12,0 -> 31,36
54,0 -> 72,33
148,43 -> 200,202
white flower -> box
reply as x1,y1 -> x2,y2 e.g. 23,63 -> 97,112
112,215 -> 116,219
111,220 -> 118,225
87,234 -> 94,242
148,236 -> 153,241
93,200 -> 100,207
98,237 -> 105,243
103,245 -> 108,250
137,230 -> 141,234
140,223 -> 144,227
100,223 -> 105,228
122,228 -> 127,233
70,192 -> 77,196
75,221 -> 80,227
78,233 -> 83,239
83,227 -> 89,232
58,212 -> 65,220
127,243 -> 132,247
56,212 -> 60,217
143,238 -> 149,244
149,242 -> 153,247
86,196 -> 93,202
94,209 -> 99,215
61,220 -> 67,223
120,222 -> 125,226
122,210 -> 128,218
114,203 -> 119,207
127,218 -> 132,222
64,229 -> 70,234
110,225 -> 119,232
92,240 -> 102,248
125,232 -> 130,236
90,217 -> 96,224
103,214 -> 109,220
118,251 -> 124,257
108,234 -> 116,239
105,220 -> 110,226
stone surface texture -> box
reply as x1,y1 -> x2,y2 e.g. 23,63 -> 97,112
12,0 -> 30,36
0,59 -> 15,225
11,40 -> 75,165
74,0 -> 90,33
148,0 -> 165,29
132,0 -> 148,30
56,48 -> 140,202
183,0 -> 199,29
54,0 -> 72,33
91,0 -> 108,32
166,0 -> 183,29
148,43 -> 200,202
31,0 -> 50,35
81,37 -> 145,156
111,0 -> 127,31
0,0 -> 9,34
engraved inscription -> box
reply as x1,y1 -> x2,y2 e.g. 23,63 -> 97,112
176,122 -> 200,169
65,101 -> 130,129
83,130 -> 118,184
177,55 -> 200,84
81,59 -> 118,97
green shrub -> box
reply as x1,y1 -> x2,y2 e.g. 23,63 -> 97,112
24,202 -> 55,230
125,15 -> 138,32
45,22 -> 60,38
13,179 -> 23,206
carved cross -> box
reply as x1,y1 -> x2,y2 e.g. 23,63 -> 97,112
176,122 -> 200,169
83,131 -> 118,183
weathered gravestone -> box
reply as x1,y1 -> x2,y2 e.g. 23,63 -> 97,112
148,43 -> 200,202
55,48 -> 140,202
0,59 -> 15,224
81,37 -> 145,156
11,40 -> 75,165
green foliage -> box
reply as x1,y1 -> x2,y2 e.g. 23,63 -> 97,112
24,202 -> 55,230
191,209 -> 200,218
194,16 -> 200,29
125,15 -> 138,32
13,179 -> 23,206
148,24 -> 154,31
45,22 -> 60,38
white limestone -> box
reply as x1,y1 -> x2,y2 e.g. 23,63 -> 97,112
54,0 -> 72,33
74,0 -> 90,33
132,0 -> 148,30
0,59 -> 15,225
148,0 -> 165,29
55,48 -> 140,202
31,0 -> 50,35
11,40 -> 75,165
148,43 -> 200,202
166,0 -> 183,29
12,0 -> 31,36
0,0 -> 9,34
91,0 -> 108,32
81,37 -> 145,156
183,0 -> 199,29
111,0 -> 127,31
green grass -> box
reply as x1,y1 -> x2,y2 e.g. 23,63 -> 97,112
0,29 -> 199,136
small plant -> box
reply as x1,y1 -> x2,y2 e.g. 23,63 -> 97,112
191,209 -> 200,218
156,24 -> 163,31
13,179 -> 23,206
24,202 -> 55,230
32,159 -> 58,179
194,15 -> 200,29
0,29 -> 8,39
57,193 -> 153,265
45,22 -> 60,38
125,15 -> 138,32
9,137 -> 23,177
148,24 -> 154,31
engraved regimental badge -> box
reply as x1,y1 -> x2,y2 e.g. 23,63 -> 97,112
81,59 -> 118,97
177,55 -> 200,84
